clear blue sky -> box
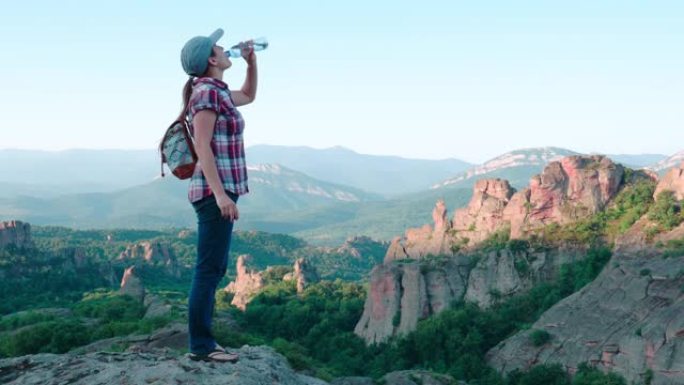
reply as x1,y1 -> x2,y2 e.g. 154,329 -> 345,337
1,1 -> 683,163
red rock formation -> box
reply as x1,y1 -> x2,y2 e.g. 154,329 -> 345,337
504,155 -> 624,238
354,257 -> 471,344
117,241 -> 180,278
0,220 -> 32,249
288,258 -> 319,293
359,155 -> 628,344
120,266 -> 145,302
384,200 -> 455,262
224,255 -> 265,311
653,161 -> 684,201
452,179 -> 515,244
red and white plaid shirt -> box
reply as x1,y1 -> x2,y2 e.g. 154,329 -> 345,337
186,77 -> 249,203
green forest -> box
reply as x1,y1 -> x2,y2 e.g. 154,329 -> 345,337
1,173 -> 682,384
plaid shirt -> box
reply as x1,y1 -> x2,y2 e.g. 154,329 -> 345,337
186,77 -> 249,203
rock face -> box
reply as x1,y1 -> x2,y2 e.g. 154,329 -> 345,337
504,155 -> 624,238
452,179 -> 516,245
654,161 -> 684,201
359,156 -> 626,344
117,241 -> 181,278
0,220 -> 32,249
0,345 -> 328,385
284,258 -> 320,293
226,256 -> 320,310
463,248 -> 585,308
354,256 -> 471,344
332,371 -> 464,385
356,247 -> 587,343
388,156 -> 624,254
119,266 -> 172,319
485,251 -> 684,385
385,200 -> 456,261
225,255 -> 266,310
120,266 -> 145,302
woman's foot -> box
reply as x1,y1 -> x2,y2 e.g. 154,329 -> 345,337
188,348 -> 239,363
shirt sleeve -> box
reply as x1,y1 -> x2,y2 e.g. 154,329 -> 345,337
189,87 -> 221,116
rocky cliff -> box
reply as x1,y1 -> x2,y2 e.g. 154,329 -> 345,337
356,155 -> 640,345
504,155 -> 624,238
117,241 -> 181,278
225,255 -> 320,310
354,256 -> 472,344
0,220 -> 32,249
388,155 -> 624,254
283,258 -> 320,293
385,200 -> 456,261
225,255 -> 267,310
119,265 -> 173,319
654,161 -> 684,201
484,162 -> 684,385
485,251 -> 684,385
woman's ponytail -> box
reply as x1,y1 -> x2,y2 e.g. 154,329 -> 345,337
179,76 -> 194,122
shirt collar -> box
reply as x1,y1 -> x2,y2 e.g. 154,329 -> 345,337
193,77 -> 228,90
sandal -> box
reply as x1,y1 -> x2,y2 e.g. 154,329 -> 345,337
189,348 -> 239,363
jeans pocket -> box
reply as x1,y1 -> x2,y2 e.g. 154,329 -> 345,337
192,191 -> 239,224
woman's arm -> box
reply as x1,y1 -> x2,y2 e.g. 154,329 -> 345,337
230,45 -> 258,107
193,110 -> 239,221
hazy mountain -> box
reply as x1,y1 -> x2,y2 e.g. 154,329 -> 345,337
604,153 -> 667,168
432,147 -> 581,190
246,144 -> 472,196
646,150 -> 684,174
0,147 -> 471,198
0,163 -> 381,229
0,149 -> 161,191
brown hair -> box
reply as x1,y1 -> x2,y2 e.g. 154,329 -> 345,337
178,48 -> 217,122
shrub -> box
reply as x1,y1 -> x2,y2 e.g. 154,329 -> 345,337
572,363 -> 626,385
648,191 -> 682,231
529,329 -> 551,346
507,364 -> 570,385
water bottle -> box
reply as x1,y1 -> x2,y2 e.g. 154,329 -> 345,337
225,37 -> 268,58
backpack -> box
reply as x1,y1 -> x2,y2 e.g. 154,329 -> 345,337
159,104 -> 197,179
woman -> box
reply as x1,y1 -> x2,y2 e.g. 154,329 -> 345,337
179,28 -> 257,363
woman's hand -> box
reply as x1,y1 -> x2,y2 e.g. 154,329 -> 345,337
215,193 -> 239,222
240,40 -> 256,65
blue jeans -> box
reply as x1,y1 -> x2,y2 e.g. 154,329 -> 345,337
188,191 -> 238,355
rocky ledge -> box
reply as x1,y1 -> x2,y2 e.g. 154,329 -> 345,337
0,345 -> 327,385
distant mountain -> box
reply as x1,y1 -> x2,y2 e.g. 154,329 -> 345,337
0,163 -> 381,229
603,153 -> 667,168
0,147 -> 471,198
432,147 -> 581,190
246,145 -> 472,196
646,150 -> 684,174
0,149 -> 160,193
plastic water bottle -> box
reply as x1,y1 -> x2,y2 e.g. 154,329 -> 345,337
225,37 -> 268,58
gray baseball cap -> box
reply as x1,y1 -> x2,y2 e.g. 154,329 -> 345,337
180,28 -> 224,76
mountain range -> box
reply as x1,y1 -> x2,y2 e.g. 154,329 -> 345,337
0,146 -> 681,245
